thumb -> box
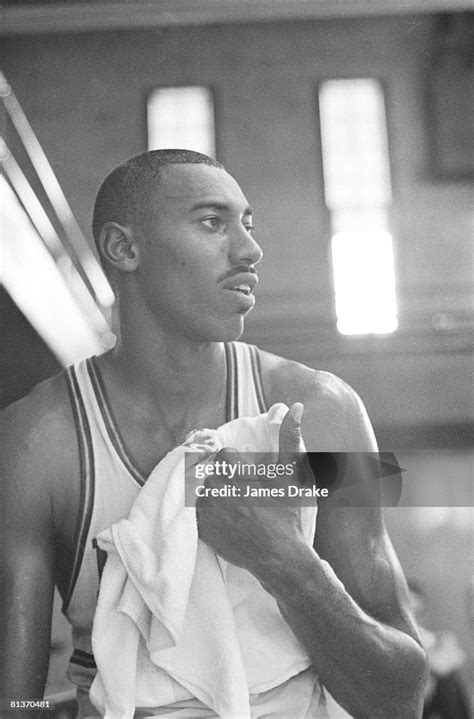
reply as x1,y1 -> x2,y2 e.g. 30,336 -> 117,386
278,402 -> 304,460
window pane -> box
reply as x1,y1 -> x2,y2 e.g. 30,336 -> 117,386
319,79 -> 392,209
319,79 -> 397,335
332,230 -> 398,335
148,86 -> 215,157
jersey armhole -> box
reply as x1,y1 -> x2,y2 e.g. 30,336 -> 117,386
248,344 -> 268,413
62,366 -> 96,613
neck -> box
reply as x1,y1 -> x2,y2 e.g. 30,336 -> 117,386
107,288 -> 225,400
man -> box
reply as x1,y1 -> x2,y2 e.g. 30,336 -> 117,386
0,149 -> 427,718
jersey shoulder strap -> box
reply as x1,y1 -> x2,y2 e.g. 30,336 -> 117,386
225,342 -> 268,418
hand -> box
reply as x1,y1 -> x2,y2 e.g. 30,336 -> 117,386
196,403 -> 308,577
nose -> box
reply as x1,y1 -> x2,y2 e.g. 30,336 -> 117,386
229,224 -> 263,267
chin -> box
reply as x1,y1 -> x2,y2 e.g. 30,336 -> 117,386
200,316 -> 245,343
180,309 -> 249,344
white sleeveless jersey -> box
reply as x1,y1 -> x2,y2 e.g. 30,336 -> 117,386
62,342 -> 268,710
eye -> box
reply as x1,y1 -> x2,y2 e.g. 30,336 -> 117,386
201,216 -> 222,230
244,223 -> 255,235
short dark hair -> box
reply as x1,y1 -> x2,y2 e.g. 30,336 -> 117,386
92,149 -> 224,248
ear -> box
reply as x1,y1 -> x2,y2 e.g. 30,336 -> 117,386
99,222 -> 140,272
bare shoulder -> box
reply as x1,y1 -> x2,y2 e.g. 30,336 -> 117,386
255,345 -> 354,405
0,370 -> 79,502
254,346 -> 376,451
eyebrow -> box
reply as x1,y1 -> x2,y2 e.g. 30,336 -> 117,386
189,201 -> 253,216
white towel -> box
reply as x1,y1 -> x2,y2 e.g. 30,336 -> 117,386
90,403 -> 318,719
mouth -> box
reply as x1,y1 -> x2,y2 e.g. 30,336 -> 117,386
220,272 -> 257,312
221,271 -> 258,296
228,284 -> 252,296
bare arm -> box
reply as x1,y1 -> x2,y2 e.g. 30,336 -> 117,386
0,486 -> 55,699
197,374 -> 427,718
259,528 -> 426,717
0,380 -> 76,712
261,382 -> 428,717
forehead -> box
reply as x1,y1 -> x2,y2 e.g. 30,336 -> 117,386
148,163 -> 251,216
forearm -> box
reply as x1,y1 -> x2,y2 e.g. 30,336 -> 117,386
0,563 -> 54,713
257,542 -> 427,718
0,613 -> 51,698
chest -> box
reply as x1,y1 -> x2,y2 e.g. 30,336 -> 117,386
54,390 -> 228,595
55,343 -> 266,595
112,399 -> 228,478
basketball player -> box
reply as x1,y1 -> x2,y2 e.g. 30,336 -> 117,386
0,150 -> 427,718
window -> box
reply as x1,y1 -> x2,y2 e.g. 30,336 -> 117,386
319,79 -> 398,335
147,86 -> 215,157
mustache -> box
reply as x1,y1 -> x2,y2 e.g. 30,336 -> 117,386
217,265 -> 258,283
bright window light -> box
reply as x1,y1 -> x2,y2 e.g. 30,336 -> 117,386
319,79 -> 397,335
319,79 -> 392,209
148,86 -> 215,157
0,176 -> 106,365
332,231 -> 398,335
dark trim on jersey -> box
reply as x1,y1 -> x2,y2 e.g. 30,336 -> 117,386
224,342 -> 237,420
248,344 -> 268,413
70,648 -> 97,670
92,537 -> 108,585
87,357 -> 146,487
224,342 -> 231,419
63,367 -> 95,614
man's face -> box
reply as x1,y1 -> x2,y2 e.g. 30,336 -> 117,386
135,163 -> 263,342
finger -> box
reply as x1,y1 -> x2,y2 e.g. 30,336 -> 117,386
190,447 -> 239,468
186,448 -> 217,469
214,447 -> 239,466
204,447 -> 240,484
278,402 -> 304,461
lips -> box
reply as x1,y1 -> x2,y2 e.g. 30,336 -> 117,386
221,271 -> 258,296
231,284 -> 252,296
